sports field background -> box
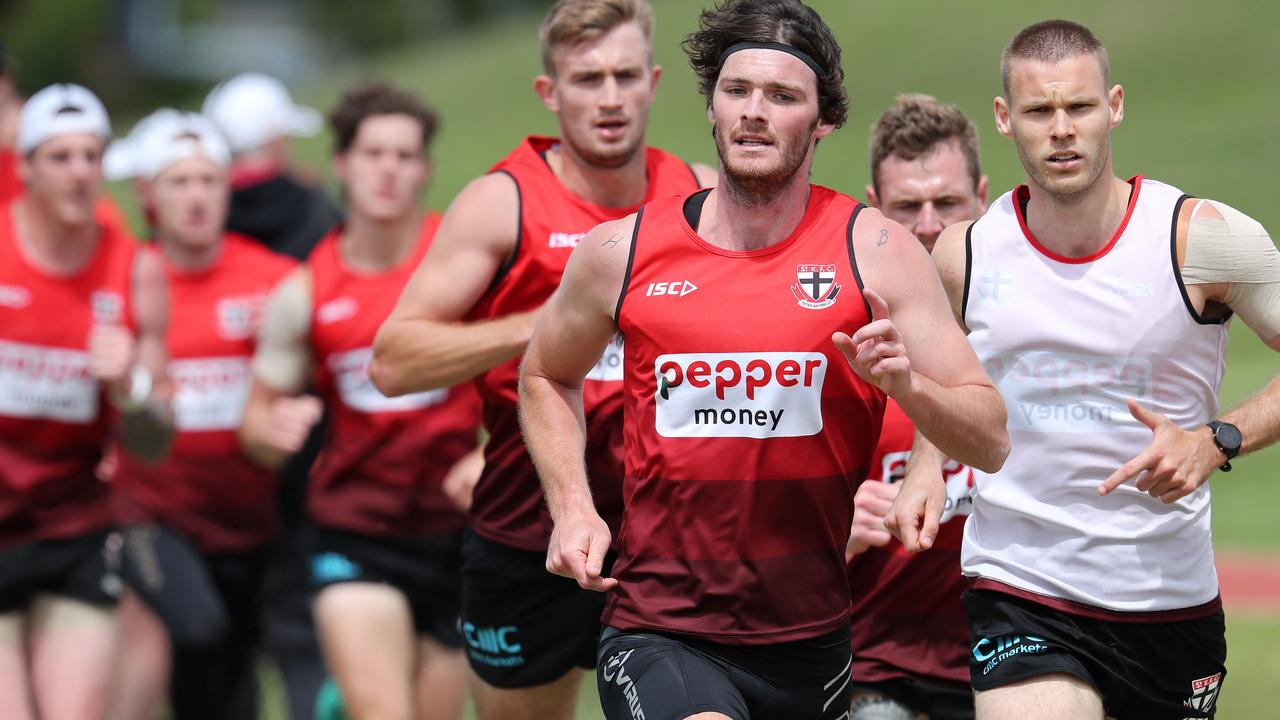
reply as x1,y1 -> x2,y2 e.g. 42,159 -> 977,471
88,0 -> 1277,716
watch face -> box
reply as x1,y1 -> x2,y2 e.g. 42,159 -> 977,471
1216,423 -> 1243,451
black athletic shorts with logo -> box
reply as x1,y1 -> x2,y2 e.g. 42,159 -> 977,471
849,677 -> 973,720
963,588 -> 1227,719
460,528 -> 615,688
310,527 -> 463,647
597,625 -> 854,720
0,529 -> 119,612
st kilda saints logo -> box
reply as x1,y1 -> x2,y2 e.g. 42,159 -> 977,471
790,264 -> 841,310
1182,672 -> 1222,718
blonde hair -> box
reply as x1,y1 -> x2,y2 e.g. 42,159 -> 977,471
539,0 -> 655,75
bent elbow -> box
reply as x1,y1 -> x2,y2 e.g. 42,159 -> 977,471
976,430 -> 1011,474
366,356 -> 405,398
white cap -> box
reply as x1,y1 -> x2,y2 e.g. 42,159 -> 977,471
105,109 -> 230,181
201,72 -> 321,154
17,83 -> 112,154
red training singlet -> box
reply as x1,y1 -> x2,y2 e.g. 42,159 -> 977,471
847,399 -> 974,686
0,200 -> 136,550
0,149 -> 19,206
608,186 -> 886,644
113,235 -> 296,553
469,136 -> 702,551
309,214 -> 479,538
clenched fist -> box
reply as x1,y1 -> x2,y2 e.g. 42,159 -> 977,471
88,324 -> 138,391
263,395 -> 324,456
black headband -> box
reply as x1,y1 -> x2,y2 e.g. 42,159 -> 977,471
717,41 -> 824,79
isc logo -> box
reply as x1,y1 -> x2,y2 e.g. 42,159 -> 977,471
645,280 -> 698,297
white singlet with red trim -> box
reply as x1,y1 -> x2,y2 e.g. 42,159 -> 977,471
962,176 -> 1228,613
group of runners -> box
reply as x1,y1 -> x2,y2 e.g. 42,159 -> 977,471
2,1 -> 1278,720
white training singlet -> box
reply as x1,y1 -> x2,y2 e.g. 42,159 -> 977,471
962,176 -> 1228,615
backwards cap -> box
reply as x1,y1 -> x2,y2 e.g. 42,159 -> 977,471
201,72 -> 321,155
105,109 -> 230,181
18,83 -> 111,154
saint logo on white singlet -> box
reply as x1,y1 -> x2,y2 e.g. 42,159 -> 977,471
0,339 -> 98,423
328,347 -> 448,413
984,350 -> 1153,434
585,335 -> 624,382
654,352 -> 826,438
170,357 -> 252,431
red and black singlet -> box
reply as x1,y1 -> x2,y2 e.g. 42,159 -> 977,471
0,200 -> 137,549
469,136 -> 702,551
607,186 -> 885,643
113,235 -> 296,553
847,399 -> 973,686
308,214 -> 480,538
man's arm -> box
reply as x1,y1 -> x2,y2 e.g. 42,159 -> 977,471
838,212 -> 1008,472
97,249 -> 174,461
240,268 -> 323,468
518,216 -> 634,592
1101,198 -> 1280,502
370,173 -> 536,397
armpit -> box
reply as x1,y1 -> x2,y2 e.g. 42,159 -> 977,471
1183,199 -> 1280,341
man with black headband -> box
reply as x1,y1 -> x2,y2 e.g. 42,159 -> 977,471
517,2 -> 1009,719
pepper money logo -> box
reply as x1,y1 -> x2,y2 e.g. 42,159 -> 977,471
654,352 -> 826,438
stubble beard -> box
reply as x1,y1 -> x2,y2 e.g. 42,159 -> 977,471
1018,134 -> 1112,206
714,119 -> 815,208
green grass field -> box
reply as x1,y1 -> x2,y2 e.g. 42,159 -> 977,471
104,0 -> 1277,716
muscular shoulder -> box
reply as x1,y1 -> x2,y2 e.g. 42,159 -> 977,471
560,215 -> 638,319
932,222 -> 974,304
436,172 -> 521,257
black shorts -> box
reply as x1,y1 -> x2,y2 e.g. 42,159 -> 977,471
460,528 -> 614,688
0,529 -> 119,613
310,527 -> 463,647
850,677 -> 973,720
597,625 -> 854,720
963,588 -> 1227,719
118,523 -> 268,649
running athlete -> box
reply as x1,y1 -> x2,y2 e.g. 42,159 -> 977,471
241,82 -> 481,720
370,2 -> 713,718
518,3 -> 1008,719
888,20 -> 1280,720
0,83 -> 172,720
845,95 -> 989,720
103,111 -> 296,720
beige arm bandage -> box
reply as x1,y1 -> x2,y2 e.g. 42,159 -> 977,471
252,268 -> 314,393
1182,199 -> 1280,341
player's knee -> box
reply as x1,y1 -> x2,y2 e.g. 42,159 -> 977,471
849,693 -> 920,720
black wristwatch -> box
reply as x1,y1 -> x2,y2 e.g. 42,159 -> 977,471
1205,420 -> 1241,472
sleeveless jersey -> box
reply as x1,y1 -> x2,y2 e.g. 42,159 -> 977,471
963,176 -> 1227,618
0,149 -> 19,206
607,186 -> 886,644
0,200 -> 137,549
309,214 -> 479,538
113,235 -> 296,553
847,399 -> 973,686
470,136 -> 702,551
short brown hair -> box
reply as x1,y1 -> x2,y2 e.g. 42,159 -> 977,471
328,82 -> 439,155
870,94 -> 981,193
539,0 -> 655,75
1001,20 -> 1110,98
682,0 -> 848,128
